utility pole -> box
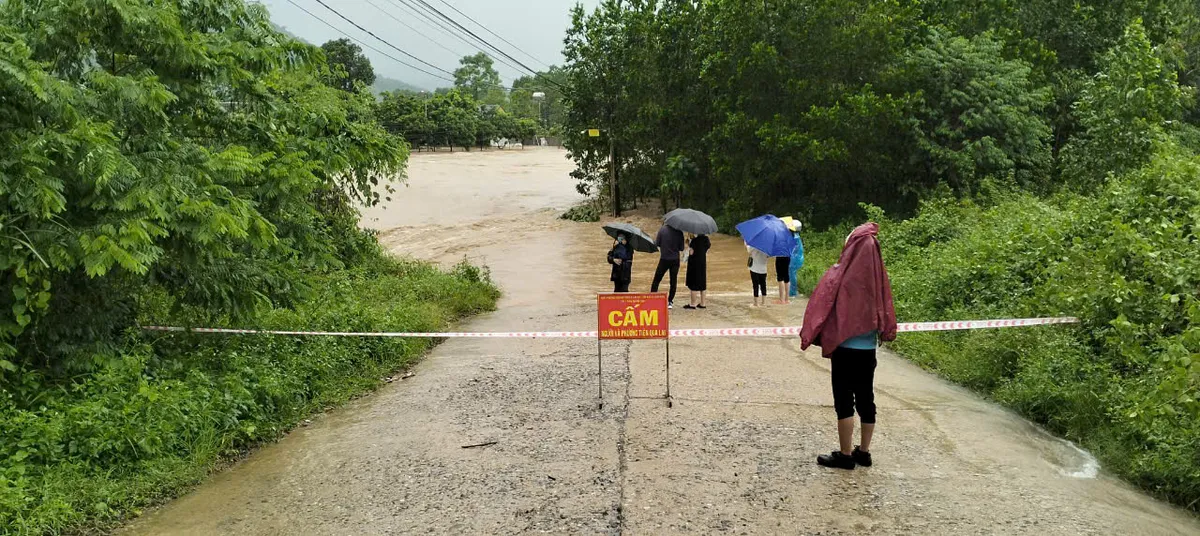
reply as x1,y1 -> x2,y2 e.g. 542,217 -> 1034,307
610,134 -> 619,217
587,126 -> 620,216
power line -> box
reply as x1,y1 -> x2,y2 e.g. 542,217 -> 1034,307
363,0 -> 467,60
284,0 -> 456,84
285,0 -> 562,96
433,0 -> 553,69
408,0 -> 564,89
311,0 -> 459,79
411,0 -> 537,75
386,0 -> 528,77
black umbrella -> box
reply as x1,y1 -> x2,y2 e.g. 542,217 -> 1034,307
603,222 -> 658,253
664,208 -> 719,235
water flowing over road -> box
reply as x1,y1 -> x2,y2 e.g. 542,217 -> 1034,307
124,148 -> 1200,535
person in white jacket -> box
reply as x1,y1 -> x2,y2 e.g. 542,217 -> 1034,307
747,243 -> 769,306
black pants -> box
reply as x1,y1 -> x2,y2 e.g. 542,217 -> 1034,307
750,272 -> 767,297
613,280 -> 630,293
775,257 -> 791,282
651,259 -> 680,302
830,347 -> 877,423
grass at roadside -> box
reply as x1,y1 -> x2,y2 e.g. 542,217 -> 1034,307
0,255 -> 500,535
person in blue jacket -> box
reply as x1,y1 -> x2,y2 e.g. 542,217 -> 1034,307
789,222 -> 805,297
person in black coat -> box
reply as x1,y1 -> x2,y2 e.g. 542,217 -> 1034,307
683,234 -> 710,309
608,234 -> 634,292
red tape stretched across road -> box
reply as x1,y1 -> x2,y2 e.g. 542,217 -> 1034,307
142,317 -> 1078,338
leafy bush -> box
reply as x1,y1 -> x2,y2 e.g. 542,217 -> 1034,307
0,254 -> 499,534
560,201 -> 602,222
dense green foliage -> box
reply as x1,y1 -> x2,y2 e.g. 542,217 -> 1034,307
375,88 -> 538,151
373,53 -> 566,150
0,0 -> 407,370
0,0 -> 500,532
564,0 -> 1199,511
561,0 -> 1198,225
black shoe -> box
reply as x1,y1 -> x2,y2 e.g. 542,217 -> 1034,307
683,304 -> 696,310
852,446 -> 872,467
817,451 -> 856,470
696,305 -> 706,309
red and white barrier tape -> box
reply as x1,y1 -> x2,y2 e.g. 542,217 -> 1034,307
142,317 -> 1077,338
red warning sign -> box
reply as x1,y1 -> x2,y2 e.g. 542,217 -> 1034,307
597,293 -> 669,340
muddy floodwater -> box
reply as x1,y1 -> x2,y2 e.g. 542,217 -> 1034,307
124,148 -> 1200,535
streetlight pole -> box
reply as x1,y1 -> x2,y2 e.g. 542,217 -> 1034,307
532,92 -> 545,147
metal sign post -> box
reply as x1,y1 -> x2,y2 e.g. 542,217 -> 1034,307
597,292 -> 670,409
665,339 -> 672,407
597,338 -> 603,409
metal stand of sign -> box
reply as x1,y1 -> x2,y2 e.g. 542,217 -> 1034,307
597,338 -> 604,410
665,339 -> 672,407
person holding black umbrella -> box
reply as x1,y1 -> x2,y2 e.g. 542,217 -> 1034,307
657,209 -> 718,309
608,234 -> 634,292
683,233 -> 710,309
651,224 -> 685,308
601,223 -> 657,293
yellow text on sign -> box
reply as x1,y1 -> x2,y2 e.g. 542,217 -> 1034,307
607,308 -> 659,327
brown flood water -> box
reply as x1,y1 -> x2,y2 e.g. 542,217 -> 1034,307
124,147 -> 1200,535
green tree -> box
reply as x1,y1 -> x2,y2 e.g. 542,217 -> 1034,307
320,38 -> 377,92
376,90 -> 436,149
475,105 -> 501,149
515,118 -> 539,144
0,0 -> 405,369
1061,20 -> 1192,188
893,29 -> 1054,193
429,89 -> 479,151
453,52 -> 502,102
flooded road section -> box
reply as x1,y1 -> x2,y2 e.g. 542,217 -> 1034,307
126,148 -> 1200,535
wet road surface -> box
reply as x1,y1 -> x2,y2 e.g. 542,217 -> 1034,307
124,148 -> 1200,535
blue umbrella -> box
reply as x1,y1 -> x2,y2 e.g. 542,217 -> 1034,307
735,215 -> 795,257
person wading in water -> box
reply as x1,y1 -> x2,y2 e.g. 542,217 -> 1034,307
801,222 -> 897,470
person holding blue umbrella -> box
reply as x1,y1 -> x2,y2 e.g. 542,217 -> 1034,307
736,214 -> 795,305
737,215 -> 793,307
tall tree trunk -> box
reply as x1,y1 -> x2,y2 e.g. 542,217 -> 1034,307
610,137 -> 621,217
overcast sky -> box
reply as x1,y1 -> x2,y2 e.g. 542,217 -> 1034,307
258,0 -> 599,89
